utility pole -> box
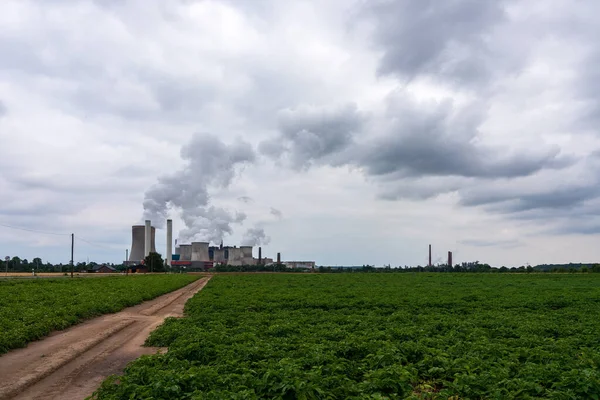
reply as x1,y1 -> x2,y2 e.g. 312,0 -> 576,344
70,233 -> 74,278
125,249 -> 129,276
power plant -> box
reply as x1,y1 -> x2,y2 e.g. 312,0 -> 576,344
127,220 -> 273,269
174,241 -> 272,269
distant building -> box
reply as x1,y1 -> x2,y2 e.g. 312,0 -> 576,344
93,264 -> 116,273
171,260 -> 213,271
127,265 -> 148,274
283,261 -> 315,269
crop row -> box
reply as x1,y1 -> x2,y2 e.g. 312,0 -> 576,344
94,274 -> 600,399
0,274 -> 199,354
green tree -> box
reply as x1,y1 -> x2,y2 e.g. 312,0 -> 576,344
10,257 -> 21,272
144,252 -> 165,273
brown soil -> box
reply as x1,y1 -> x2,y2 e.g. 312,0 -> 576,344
0,276 -> 211,400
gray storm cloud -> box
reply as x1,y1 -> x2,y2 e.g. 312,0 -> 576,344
362,0 -> 510,87
143,133 -> 256,244
354,94 -> 570,180
259,103 -> 362,169
260,93 -> 569,185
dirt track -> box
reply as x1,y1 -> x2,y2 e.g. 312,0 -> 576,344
0,276 -> 211,400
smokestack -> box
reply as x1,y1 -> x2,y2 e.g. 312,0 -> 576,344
166,219 -> 173,268
144,220 -> 152,258
277,252 -> 281,264
428,244 -> 432,267
448,251 -> 453,267
258,246 -> 262,265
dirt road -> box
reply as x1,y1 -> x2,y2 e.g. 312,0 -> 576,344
0,276 -> 211,400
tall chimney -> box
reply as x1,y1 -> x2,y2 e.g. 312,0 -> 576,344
144,220 -> 152,258
428,244 -> 432,267
277,252 -> 281,264
166,219 -> 173,268
258,246 -> 262,265
448,251 -> 453,267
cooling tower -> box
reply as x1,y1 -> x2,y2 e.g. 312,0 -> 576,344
240,246 -> 252,259
166,219 -> 173,267
240,246 -> 253,265
228,247 -> 243,265
191,242 -> 210,261
129,225 -> 156,263
212,248 -> 225,263
179,244 -> 192,261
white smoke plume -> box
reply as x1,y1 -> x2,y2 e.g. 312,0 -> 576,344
179,207 -> 247,244
143,133 -> 255,244
242,227 -> 271,246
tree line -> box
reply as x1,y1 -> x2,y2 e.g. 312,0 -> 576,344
0,256 -> 127,273
317,262 -> 600,273
2,256 -> 599,274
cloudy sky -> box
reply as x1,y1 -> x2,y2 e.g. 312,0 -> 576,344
1,0 -> 599,267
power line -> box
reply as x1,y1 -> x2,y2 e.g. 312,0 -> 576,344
0,222 -> 117,251
0,223 -> 71,236
0,223 -> 118,249
75,236 -> 116,250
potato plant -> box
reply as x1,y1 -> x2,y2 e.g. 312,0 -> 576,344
94,274 -> 600,399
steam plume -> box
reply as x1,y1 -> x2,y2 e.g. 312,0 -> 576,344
242,227 -> 271,246
143,133 -> 255,243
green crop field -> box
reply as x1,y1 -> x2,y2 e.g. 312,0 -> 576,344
93,274 -> 600,399
0,274 -> 199,354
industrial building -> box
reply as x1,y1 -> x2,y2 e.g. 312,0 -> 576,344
127,220 -> 274,269
173,241 -> 271,269
283,261 -> 315,269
